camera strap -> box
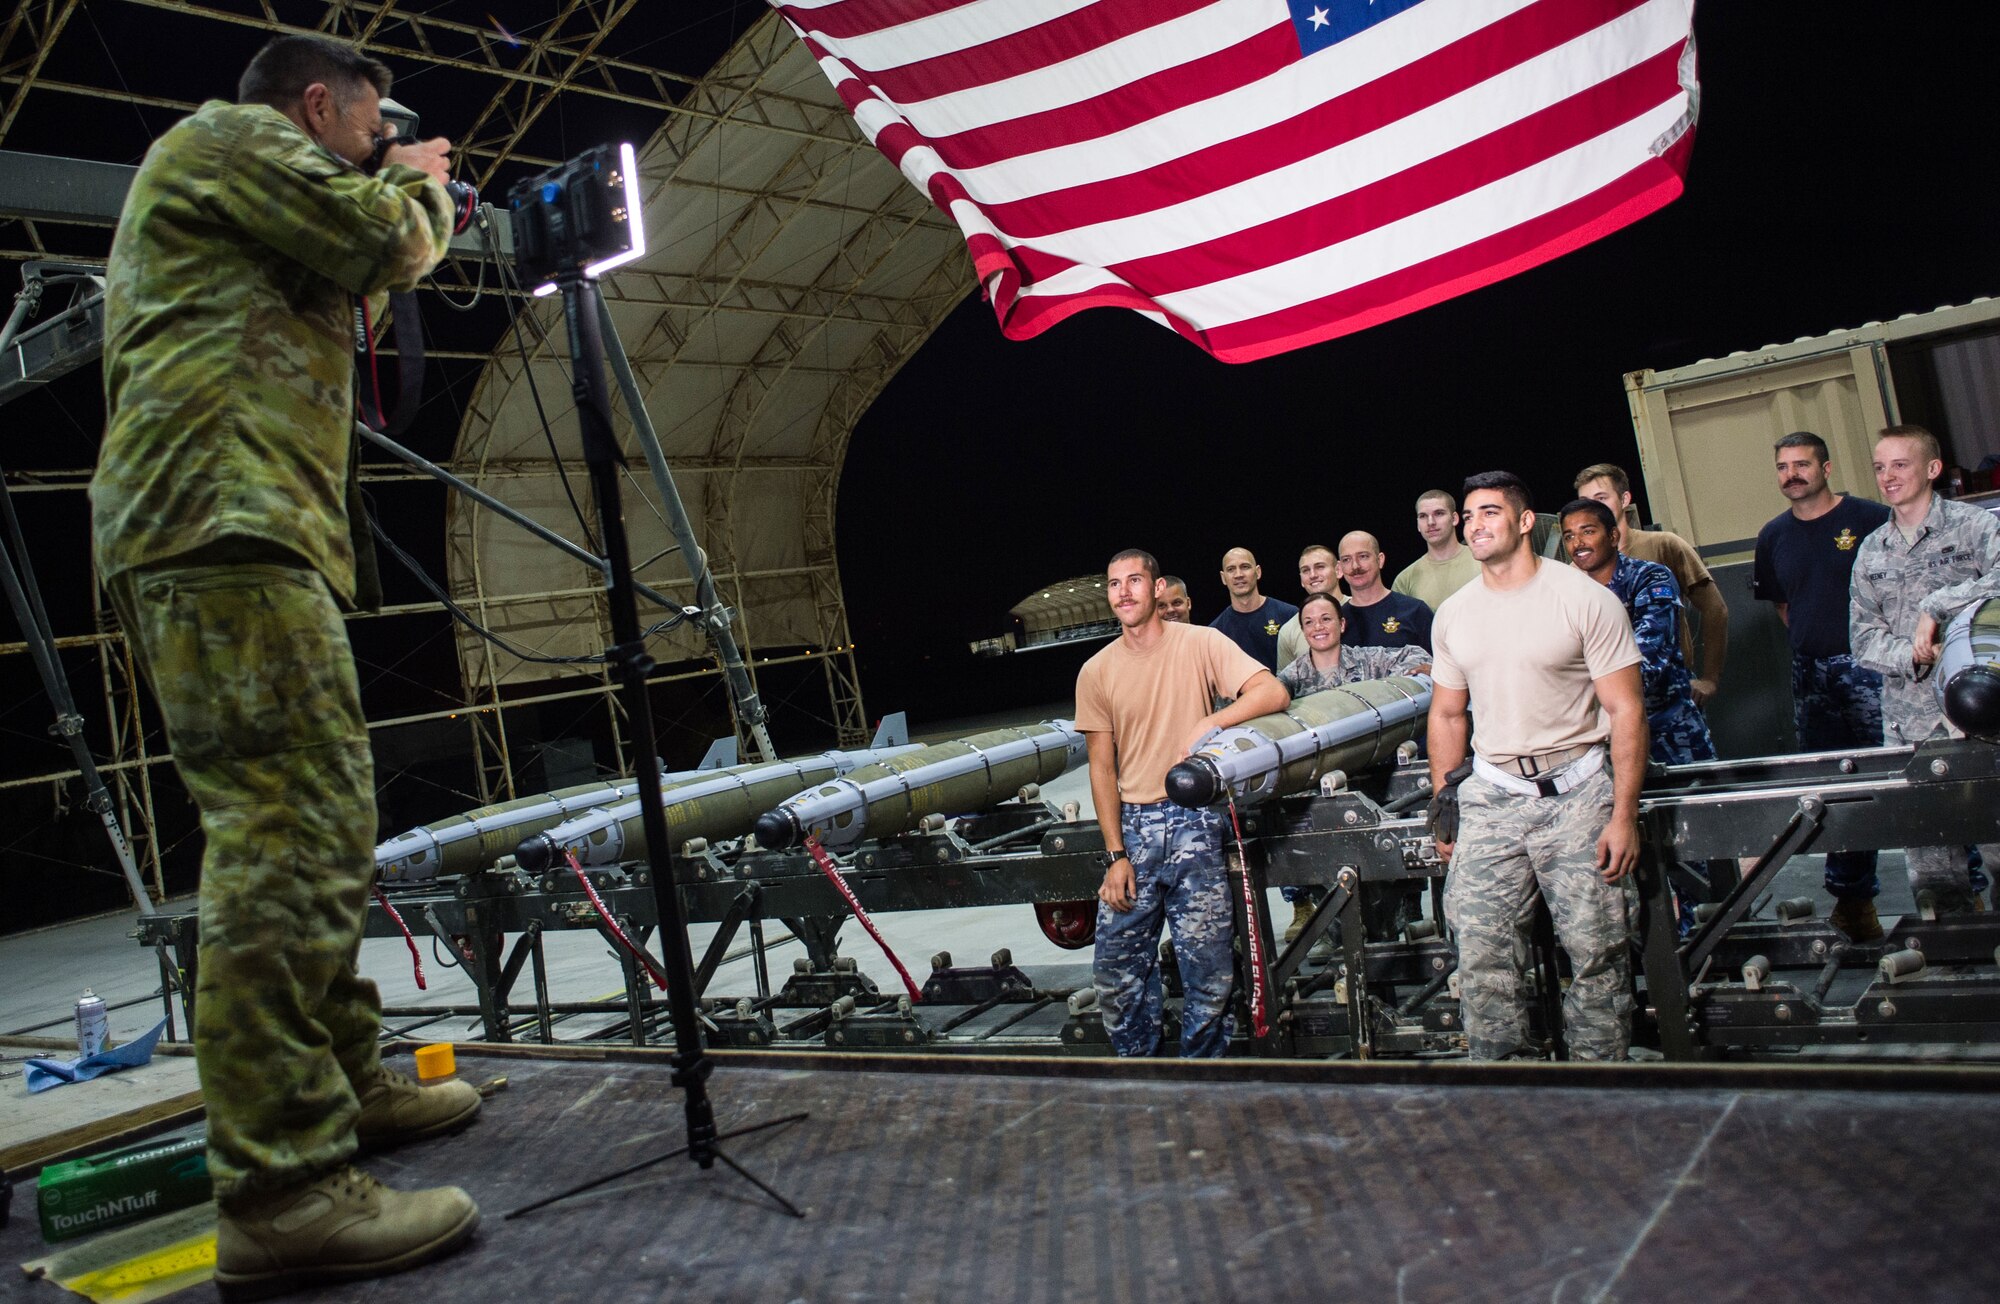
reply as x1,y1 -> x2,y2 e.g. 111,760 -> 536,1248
353,290 -> 426,438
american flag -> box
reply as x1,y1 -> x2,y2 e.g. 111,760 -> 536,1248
775,0 -> 1698,362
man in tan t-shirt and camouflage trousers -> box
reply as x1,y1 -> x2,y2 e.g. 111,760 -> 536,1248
1076,549 -> 1288,1057
1427,472 -> 1649,1061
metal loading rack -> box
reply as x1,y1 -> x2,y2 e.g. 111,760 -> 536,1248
134,737 -> 2000,1060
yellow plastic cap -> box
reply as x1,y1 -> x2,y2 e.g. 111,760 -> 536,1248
414,1043 -> 456,1080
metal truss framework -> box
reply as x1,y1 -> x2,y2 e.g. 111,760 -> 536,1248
0,5 -> 975,897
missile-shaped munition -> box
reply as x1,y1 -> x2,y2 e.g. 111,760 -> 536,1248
377,736 -> 743,883
378,764 -> 677,885
1165,677 -> 1431,808
1937,599 -> 2000,739
516,740 -> 925,872
752,721 -> 1086,850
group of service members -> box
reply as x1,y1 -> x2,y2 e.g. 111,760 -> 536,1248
1076,428 -> 2000,1063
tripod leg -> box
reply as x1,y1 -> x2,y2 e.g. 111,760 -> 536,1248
711,1147 -> 806,1219
504,1111 -> 810,1220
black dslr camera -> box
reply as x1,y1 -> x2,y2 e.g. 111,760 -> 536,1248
370,96 -> 477,234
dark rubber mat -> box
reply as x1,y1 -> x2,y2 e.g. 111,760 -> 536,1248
9,1049 -> 1999,1302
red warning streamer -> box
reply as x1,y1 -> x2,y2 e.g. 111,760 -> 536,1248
566,850 -> 669,991
1223,792 -> 1270,1039
371,886 -> 427,992
802,834 -> 923,1004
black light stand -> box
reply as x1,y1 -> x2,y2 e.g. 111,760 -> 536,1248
503,267 -> 806,1223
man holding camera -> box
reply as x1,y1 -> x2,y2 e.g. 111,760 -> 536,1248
91,34 -> 477,1296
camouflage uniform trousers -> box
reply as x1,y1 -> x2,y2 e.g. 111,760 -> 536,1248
1443,767 -> 1635,1061
1649,702 -> 1716,935
1648,699 -> 1716,767
1887,711 -> 1998,909
109,556 -> 382,1208
1094,801 -> 1235,1057
1792,653 -> 1883,901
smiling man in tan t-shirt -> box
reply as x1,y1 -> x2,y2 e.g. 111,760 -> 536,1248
1427,472 -> 1647,1062
1075,548 -> 1288,1057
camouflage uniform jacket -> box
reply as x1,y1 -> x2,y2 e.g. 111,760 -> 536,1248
1850,494 -> 2000,734
1278,643 -> 1428,697
1604,553 -> 1688,721
93,100 -> 452,608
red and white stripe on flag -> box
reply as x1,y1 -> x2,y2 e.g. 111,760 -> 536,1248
774,0 -> 1698,363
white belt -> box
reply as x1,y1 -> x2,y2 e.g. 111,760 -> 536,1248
1473,745 -> 1606,798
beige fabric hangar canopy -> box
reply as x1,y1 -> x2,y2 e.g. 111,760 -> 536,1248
447,13 -> 971,745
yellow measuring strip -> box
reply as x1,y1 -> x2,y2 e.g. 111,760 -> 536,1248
57,1230 -> 216,1303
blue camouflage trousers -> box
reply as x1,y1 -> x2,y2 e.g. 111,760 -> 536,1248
1649,700 -> 1716,767
110,557 -> 382,1208
1443,768 -> 1635,1061
1793,653 -> 1883,901
1094,801 -> 1235,1058
1651,701 -> 1717,934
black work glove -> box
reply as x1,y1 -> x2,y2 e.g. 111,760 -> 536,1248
1426,761 -> 1475,844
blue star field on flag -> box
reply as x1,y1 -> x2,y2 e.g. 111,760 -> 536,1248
1287,0 -> 1432,56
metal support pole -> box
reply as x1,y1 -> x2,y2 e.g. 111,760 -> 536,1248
0,270 -> 150,914
595,294 -> 776,762
356,425 -> 686,616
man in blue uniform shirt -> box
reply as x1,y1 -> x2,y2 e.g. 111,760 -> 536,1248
1561,500 -> 1715,764
1208,546 -> 1297,670
1751,431 -> 1892,939
1338,530 -> 1433,649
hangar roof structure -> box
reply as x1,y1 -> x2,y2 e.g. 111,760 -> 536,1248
0,2 -> 974,904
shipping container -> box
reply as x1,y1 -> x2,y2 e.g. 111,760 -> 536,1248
1625,298 -> 2000,756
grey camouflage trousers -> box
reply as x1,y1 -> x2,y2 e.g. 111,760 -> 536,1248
1443,767 -> 1635,1061
1889,714 -> 1999,911
110,557 -> 382,1207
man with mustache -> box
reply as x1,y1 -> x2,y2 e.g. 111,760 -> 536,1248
1751,431 -> 1892,938
1077,550 -> 1288,1056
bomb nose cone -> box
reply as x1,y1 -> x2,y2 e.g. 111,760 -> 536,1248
1944,666 -> 2000,738
1165,756 -> 1224,809
754,808 -> 803,850
515,834 -> 554,873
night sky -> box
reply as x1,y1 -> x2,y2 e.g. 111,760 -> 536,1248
1,2 -> 1995,921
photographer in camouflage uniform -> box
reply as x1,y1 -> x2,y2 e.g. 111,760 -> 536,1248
92,34 -> 480,1297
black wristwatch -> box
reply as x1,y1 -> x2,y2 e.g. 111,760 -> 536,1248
1098,849 -> 1129,869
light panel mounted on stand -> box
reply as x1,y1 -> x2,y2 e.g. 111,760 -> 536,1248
506,142 -> 645,295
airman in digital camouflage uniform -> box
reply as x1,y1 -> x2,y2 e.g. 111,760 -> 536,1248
1429,473 -> 1648,1061
1277,592 -> 1431,697
1850,425 -> 2000,915
92,35 -> 481,1297
1076,550 -> 1289,1057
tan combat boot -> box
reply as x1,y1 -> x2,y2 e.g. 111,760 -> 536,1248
1283,900 -> 1312,947
214,1166 -> 479,1300
1829,897 -> 1884,943
354,1066 -> 482,1153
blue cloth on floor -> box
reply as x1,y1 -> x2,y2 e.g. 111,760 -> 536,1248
26,1019 -> 168,1093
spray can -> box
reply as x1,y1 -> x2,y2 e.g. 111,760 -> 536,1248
75,990 -> 108,1058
